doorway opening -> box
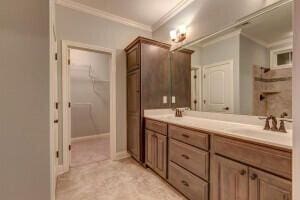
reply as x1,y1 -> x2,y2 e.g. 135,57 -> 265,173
61,41 -> 116,173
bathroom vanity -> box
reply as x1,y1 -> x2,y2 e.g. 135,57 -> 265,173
144,112 -> 292,200
125,1 -> 294,199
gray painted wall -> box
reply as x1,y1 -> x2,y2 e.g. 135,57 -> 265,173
293,0 -> 300,198
70,49 -> 110,138
55,5 -> 152,163
0,0 -> 51,199
153,0 -> 281,44
240,35 -> 270,115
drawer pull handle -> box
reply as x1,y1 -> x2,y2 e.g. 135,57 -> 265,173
250,173 -> 258,180
181,154 -> 190,159
182,134 -> 189,138
181,180 -> 189,187
240,169 -> 246,176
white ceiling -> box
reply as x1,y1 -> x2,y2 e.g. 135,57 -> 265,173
69,0 -> 189,29
241,3 -> 293,44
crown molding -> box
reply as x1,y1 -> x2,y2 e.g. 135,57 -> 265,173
198,29 -> 242,48
56,0 -> 152,32
152,0 -> 195,31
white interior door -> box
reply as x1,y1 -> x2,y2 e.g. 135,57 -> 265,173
202,60 -> 234,113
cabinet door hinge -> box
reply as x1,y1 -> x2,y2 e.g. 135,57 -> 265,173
56,151 -> 59,158
68,59 -> 71,65
68,102 -> 71,108
55,53 -> 58,61
55,102 -> 59,109
69,144 -> 72,151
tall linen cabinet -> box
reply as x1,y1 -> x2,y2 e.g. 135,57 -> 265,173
125,37 -> 171,162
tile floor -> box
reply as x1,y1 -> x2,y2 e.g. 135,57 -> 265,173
56,137 -> 186,200
71,136 -> 110,167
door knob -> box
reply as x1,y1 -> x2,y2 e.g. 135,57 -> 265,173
223,107 -> 229,111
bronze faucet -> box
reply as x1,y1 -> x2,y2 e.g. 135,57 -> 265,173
175,108 -> 183,117
259,113 -> 292,133
259,116 -> 271,130
270,115 -> 278,131
278,112 -> 292,133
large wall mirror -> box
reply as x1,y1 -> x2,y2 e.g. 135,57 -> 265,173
172,1 -> 293,118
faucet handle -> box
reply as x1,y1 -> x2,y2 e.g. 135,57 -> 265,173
258,116 -> 271,130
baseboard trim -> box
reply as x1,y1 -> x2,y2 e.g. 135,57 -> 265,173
57,164 -> 65,176
114,151 -> 130,160
72,133 -> 110,143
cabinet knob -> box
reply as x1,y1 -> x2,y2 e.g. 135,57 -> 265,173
181,180 -> 189,187
181,154 -> 190,160
250,173 -> 258,180
240,169 -> 247,176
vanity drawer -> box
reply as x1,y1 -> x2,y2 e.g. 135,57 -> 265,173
145,119 -> 167,135
169,125 -> 209,150
213,136 -> 292,179
168,161 -> 208,200
169,139 -> 209,180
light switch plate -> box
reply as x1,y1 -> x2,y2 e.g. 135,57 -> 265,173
163,96 -> 168,104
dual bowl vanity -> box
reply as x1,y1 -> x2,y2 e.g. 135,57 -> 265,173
125,1 -> 294,199
144,111 -> 292,200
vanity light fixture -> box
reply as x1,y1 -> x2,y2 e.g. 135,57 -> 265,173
170,25 -> 187,43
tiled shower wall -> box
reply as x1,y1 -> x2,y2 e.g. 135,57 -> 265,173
253,66 -> 292,117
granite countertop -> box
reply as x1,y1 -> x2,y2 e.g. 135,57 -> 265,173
145,114 -> 293,150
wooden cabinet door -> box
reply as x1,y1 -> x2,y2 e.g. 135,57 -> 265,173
249,168 -> 292,200
127,70 -> 140,160
145,130 -> 155,168
154,133 -> 167,179
127,114 -> 140,160
127,70 -> 140,114
212,155 -> 249,200
171,50 -> 192,108
127,44 -> 140,72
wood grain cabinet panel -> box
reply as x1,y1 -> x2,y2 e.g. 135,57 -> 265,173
127,70 -> 140,114
145,130 -> 155,168
169,162 -> 208,200
145,119 -> 167,135
169,139 -> 209,180
127,44 -> 140,72
127,114 -> 140,160
249,168 -> 292,200
141,43 -> 170,109
169,125 -> 209,150
213,136 -> 292,179
171,50 -> 193,108
145,129 -> 167,179
155,133 -> 167,178
211,155 -> 249,200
